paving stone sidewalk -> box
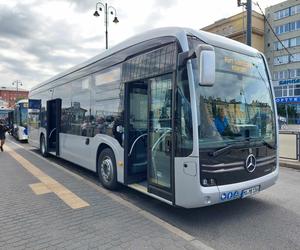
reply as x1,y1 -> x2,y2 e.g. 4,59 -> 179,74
0,144 -> 198,250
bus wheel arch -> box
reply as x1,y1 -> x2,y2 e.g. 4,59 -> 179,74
40,133 -> 48,157
96,144 -> 118,190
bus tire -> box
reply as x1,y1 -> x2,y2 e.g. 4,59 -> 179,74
97,148 -> 118,190
40,134 -> 48,157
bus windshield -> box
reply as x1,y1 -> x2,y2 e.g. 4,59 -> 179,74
20,104 -> 28,127
195,47 -> 276,150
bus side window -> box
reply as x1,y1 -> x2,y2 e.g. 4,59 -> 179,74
176,68 -> 193,157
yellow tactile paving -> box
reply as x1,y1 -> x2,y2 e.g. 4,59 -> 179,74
29,183 -> 52,195
6,145 -> 90,210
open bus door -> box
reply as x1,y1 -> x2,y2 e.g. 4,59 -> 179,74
124,74 -> 175,204
46,99 -> 61,156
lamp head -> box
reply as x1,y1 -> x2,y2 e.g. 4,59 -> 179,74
93,10 -> 100,17
113,16 -> 119,23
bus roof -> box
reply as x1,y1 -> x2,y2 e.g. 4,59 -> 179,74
16,99 -> 28,104
31,27 -> 259,92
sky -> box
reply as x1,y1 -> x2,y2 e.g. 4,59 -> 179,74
0,0 -> 284,90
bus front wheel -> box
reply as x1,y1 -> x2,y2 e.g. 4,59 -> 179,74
97,148 -> 118,190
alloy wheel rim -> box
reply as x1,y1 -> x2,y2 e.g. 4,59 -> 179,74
100,156 -> 113,183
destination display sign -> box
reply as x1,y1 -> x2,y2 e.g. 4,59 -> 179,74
224,56 -> 252,74
28,99 -> 41,109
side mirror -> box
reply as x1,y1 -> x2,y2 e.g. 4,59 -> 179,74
196,44 -> 215,86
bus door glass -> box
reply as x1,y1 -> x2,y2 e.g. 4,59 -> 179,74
20,102 -> 28,128
148,74 -> 173,198
125,75 -> 174,200
125,82 -> 148,183
46,98 -> 61,155
28,99 -> 41,139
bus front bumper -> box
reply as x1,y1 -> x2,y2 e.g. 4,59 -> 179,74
201,167 -> 279,207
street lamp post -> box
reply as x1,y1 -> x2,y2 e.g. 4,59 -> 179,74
12,80 -> 22,92
93,1 -> 119,50
11,80 -> 23,108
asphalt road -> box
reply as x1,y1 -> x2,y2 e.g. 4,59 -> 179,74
8,137 -> 300,250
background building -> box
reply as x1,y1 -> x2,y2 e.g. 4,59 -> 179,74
0,87 -> 28,108
202,10 -> 265,52
265,0 -> 300,124
0,99 -> 8,109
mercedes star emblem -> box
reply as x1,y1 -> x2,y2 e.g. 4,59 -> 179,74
245,154 -> 256,173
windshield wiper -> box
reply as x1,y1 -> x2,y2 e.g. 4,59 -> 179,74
209,137 -> 276,157
243,136 -> 276,150
262,139 -> 276,149
209,144 -> 236,157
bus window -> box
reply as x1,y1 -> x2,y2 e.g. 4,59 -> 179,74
93,66 -> 124,144
71,78 -> 92,137
53,84 -> 72,134
176,67 -> 193,157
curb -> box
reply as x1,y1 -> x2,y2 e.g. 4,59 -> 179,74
280,160 -> 300,170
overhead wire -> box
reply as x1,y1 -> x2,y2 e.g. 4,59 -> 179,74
254,1 -> 294,64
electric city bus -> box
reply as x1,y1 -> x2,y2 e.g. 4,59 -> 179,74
11,99 -> 29,141
28,27 -> 278,208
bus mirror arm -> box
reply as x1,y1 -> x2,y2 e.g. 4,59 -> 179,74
177,44 -> 215,86
177,50 -> 196,68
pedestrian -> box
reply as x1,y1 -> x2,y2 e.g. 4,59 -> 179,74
0,120 -> 10,152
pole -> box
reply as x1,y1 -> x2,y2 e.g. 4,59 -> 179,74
105,3 -> 108,49
242,5 -> 245,43
246,0 -> 252,46
285,104 -> 289,124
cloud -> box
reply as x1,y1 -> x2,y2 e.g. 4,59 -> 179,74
0,0 -> 180,89
0,38 -> 11,49
0,2 -> 103,89
133,0 -> 179,34
153,0 -> 178,8
0,4 -> 38,39
66,0 -> 96,12
134,11 -> 163,33
1,55 -> 39,78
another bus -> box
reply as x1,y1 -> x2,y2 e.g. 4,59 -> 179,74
10,99 -> 28,141
28,27 -> 278,208
0,107 -> 13,124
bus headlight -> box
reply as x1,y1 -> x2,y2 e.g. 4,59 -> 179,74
202,178 -> 217,186
202,178 -> 208,186
209,178 -> 216,186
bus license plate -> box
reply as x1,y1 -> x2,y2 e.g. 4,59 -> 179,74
241,186 -> 260,198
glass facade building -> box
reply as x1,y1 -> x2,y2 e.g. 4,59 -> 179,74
265,0 -> 300,124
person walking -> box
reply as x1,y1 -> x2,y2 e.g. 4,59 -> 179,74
0,120 -> 10,152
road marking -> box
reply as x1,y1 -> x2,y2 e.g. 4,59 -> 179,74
30,183 -> 52,195
7,139 -> 214,250
6,144 -> 90,210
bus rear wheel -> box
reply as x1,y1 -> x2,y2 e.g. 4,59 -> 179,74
97,148 -> 118,190
40,135 -> 48,157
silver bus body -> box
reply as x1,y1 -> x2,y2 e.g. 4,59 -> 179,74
28,27 -> 278,208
